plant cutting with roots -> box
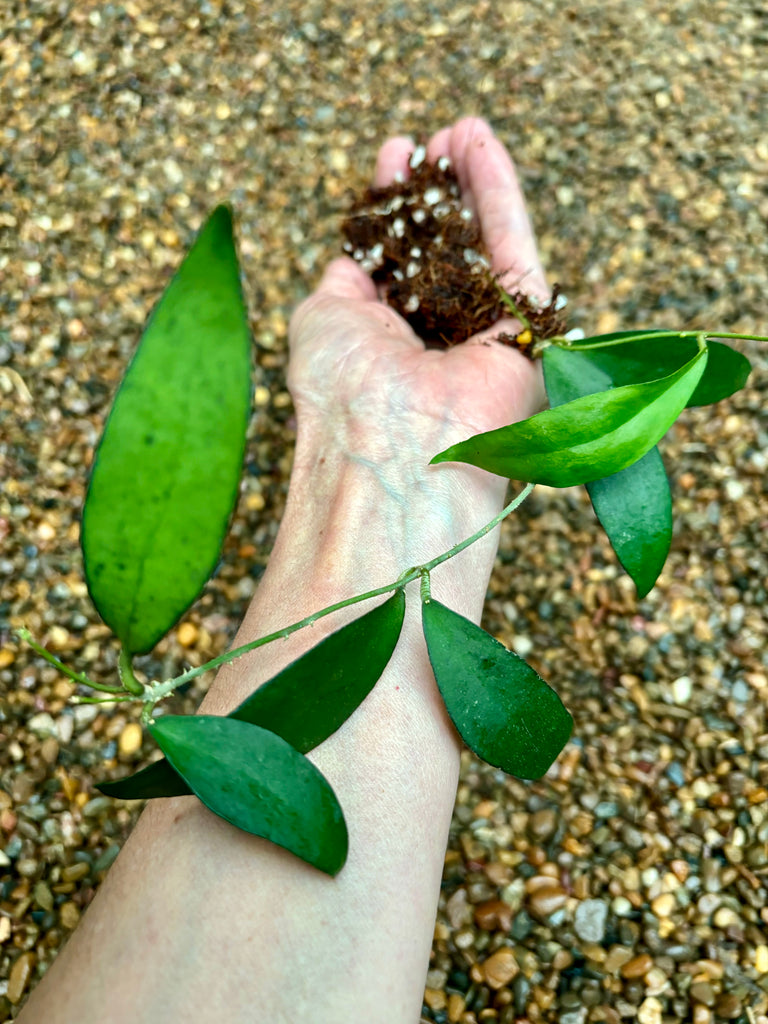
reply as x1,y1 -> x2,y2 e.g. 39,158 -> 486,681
15,140 -> 768,878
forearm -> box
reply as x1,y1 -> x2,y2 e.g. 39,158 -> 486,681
19,430 -> 508,1024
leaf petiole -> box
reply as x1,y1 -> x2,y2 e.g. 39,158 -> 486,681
14,628 -> 124,694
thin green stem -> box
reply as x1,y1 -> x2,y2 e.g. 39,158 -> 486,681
558,330 -> 704,351
70,694 -> 136,705
704,332 -> 768,343
555,329 -> 768,353
118,647 -> 145,697
143,482 -> 535,701
14,628 -> 125,694
498,290 -> 532,332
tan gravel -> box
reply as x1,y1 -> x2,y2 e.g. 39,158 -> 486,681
1,1 -> 767,1020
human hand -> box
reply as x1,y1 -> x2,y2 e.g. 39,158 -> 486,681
287,118 -> 549,506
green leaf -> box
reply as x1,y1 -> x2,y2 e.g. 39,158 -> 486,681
150,715 -> 348,875
422,599 -> 572,779
81,205 -> 252,655
542,345 -> 672,597
96,592 -> 405,800
568,331 -> 751,406
430,346 -> 707,487
586,450 -> 672,597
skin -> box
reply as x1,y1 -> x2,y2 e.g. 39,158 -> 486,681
17,117 -> 549,1024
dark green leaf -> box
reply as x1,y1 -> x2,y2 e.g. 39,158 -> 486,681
430,347 -> 707,487
422,599 -> 572,779
81,205 -> 252,655
567,331 -> 751,406
150,715 -> 348,875
96,592 -> 405,800
586,450 -> 672,597
543,345 -> 672,597
97,758 -> 192,800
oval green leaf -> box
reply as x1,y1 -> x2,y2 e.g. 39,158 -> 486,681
430,347 -> 707,487
422,599 -> 572,779
150,715 -> 348,875
81,205 -> 252,655
543,345 -> 672,597
97,591 -> 405,801
568,331 -> 751,406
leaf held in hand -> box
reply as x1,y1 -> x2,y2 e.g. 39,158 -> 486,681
81,205 -> 252,655
97,592 -> 406,800
150,715 -> 348,875
422,599 -> 572,779
542,344 -> 671,597
430,346 -> 707,486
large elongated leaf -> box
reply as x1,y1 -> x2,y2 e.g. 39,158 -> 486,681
568,331 -> 751,406
430,347 -> 707,487
150,715 -> 347,875
81,206 -> 252,655
542,345 -> 672,596
97,591 -> 405,800
422,599 -> 572,779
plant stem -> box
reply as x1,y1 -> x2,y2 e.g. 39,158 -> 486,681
558,330 -> 705,351
14,628 -> 125,694
497,290 -> 532,332
420,572 -> 432,602
142,482 -> 536,702
118,647 -> 145,697
555,329 -> 768,352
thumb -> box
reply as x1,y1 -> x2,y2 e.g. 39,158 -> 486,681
315,257 -> 377,301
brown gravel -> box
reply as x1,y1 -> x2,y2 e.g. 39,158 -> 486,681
1,1 -> 767,1021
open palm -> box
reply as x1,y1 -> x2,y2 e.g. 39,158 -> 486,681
288,119 -> 551,475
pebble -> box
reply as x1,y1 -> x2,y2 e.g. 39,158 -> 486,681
637,997 -> 663,1024
621,953 -> 654,979
574,899 -> 609,943
481,948 -> 519,989
56,901 -> 80,930
7,952 -> 35,1003
119,722 -> 143,756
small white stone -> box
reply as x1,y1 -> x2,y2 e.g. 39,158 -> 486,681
392,269 -> 404,281
404,295 -> 419,313
405,261 -> 419,278
437,155 -> 451,171
409,144 -> 426,168
342,241 -> 353,253
387,195 -> 404,213
464,248 -> 481,265
554,293 -> 568,310
369,242 -> 384,262
460,208 -> 474,221
512,635 -> 533,657
392,218 -> 405,238
724,479 -> 745,501
564,328 -> 586,341
359,258 -> 374,273
424,186 -> 442,206
353,248 -> 364,260
412,208 -> 426,224
393,170 -> 405,183
433,203 -> 451,218
410,247 -> 422,258
672,675 -> 692,704
28,712 -> 56,736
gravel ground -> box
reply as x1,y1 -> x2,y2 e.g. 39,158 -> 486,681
1,1 -> 767,1020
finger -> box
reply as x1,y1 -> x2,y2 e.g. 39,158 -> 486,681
425,127 -> 453,165
315,257 -> 377,301
374,136 -> 414,187
449,117 -> 549,302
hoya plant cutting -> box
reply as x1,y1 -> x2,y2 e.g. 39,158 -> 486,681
16,155 -> 763,877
